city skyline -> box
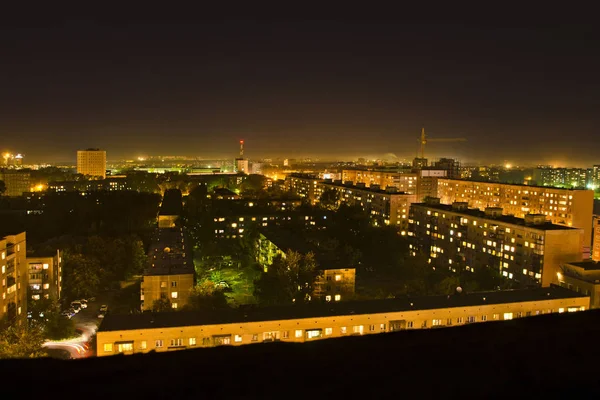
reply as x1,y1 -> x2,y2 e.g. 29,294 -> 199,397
1,20 -> 598,164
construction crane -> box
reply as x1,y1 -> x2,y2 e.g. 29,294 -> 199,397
418,127 -> 466,159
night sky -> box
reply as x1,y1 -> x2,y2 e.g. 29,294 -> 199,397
1,19 -> 598,165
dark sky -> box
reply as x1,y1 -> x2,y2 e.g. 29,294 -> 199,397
1,19 -> 598,165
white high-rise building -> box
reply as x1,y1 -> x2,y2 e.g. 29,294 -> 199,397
77,149 -> 106,179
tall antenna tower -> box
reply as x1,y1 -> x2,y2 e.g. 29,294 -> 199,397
239,140 -> 244,158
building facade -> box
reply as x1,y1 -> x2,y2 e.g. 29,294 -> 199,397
437,179 -> 594,250
593,216 -> 600,262
26,250 -> 62,302
409,201 -> 584,287
77,148 -> 107,179
96,286 -> 589,356
0,170 -> 31,196
0,232 -> 27,321
558,261 -> 600,309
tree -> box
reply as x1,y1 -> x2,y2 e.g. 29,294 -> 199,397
0,321 -> 46,358
319,188 -> 340,211
152,297 -> 173,312
61,251 -> 101,301
45,312 -> 76,340
254,251 -> 322,306
185,280 -> 230,311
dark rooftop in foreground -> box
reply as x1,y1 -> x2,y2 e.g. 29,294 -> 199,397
159,189 -> 183,216
98,285 -> 584,332
411,202 -> 578,230
5,309 -> 600,397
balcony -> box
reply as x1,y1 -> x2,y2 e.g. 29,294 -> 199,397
6,284 -> 17,294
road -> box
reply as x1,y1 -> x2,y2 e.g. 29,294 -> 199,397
43,292 -> 116,359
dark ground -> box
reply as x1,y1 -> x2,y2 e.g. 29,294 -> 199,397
2,310 -> 600,398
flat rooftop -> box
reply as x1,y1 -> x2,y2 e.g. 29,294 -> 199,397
411,202 -> 578,231
98,285 -> 585,332
565,260 -> 600,271
145,228 -> 193,276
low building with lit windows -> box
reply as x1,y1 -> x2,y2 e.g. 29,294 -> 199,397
437,178 -> 594,251
141,228 -> 194,311
96,285 -> 589,356
256,229 -> 356,302
558,260 -> 600,309
212,212 -> 321,239
26,250 -> 62,302
408,199 -> 584,287
0,231 -> 27,321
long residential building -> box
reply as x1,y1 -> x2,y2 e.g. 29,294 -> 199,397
409,200 -> 584,287
0,232 -> 27,321
96,285 -> 588,356
437,178 -> 594,250
558,260 -> 600,309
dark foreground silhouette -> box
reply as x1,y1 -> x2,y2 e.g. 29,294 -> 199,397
2,309 -> 600,398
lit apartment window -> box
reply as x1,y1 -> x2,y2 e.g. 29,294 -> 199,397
335,274 -> 342,281
306,330 -> 322,339
380,323 -> 386,331
432,319 -> 442,326
160,282 -> 167,288
295,330 -> 303,338
503,313 -> 513,320
558,308 -> 565,313
170,338 -> 183,347
171,292 -> 178,299
353,325 -> 364,334
118,343 -> 133,352
1,266 -> 4,274
155,340 -> 163,348
325,328 -> 333,336
325,295 -> 331,302
32,294 -> 40,300
103,343 -> 113,352
43,264 -> 49,270
140,341 -> 147,350
340,327 -> 347,334
18,307 -> 21,315
171,303 -> 178,309
43,283 -> 50,290
232,335 -> 242,343
335,294 -> 341,301
1,252 -> 4,260
189,338 -> 196,346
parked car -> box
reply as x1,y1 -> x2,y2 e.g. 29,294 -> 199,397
61,310 -> 74,319
71,301 -> 82,313
98,311 -> 106,319
99,305 -> 108,313
79,299 -> 88,309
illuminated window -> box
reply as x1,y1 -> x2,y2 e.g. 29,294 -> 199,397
295,330 -> 303,338
353,325 -> 364,334
170,338 -> 183,347
118,343 -> 133,352
140,341 -> 147,350
43,283 -> 49,290
171,303 -> 178,309
160,282 -> 167,288
335,274 -> 342,281
1,252 -> 4,260
503,313 -> 513,320
432,319 -> 442,326
32,294 -> 40,300
171,292 -> 178,299
189,337 -> 196,346
340,326 -> 347,334
493,314 -> 499,320
103,343 -> 113,352
234,335 -> 243,343
43,263 -> 49,269
380,323 -> 386,330
325,328 -> 333,336
1,266 -> 4,274
334,294 -> 341,301
325,295 -> 331,302
306,329 -> 322,339
558,308 -> 565,313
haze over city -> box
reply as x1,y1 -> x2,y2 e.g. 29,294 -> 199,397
2,19 -> 598,165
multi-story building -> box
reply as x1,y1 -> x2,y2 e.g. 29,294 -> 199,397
0,232 -> 27,321
317,180 -> 416,232
77,148 -> 107,179
285,174 -> 320,203
48,176 -> 128,192
432,158 -> 461,179
342,169 -> 418,194
533,166 -> 590,188
26,250 -> 62,302
158,189 -> 182,229
409,200 -> 584,287
593,217 -> 600,262
0,170 -> 31,196
437,178 -> 594,250
256,229 -> 356,302
558,260 -> 600,309
235,158 -> 249,174
96,285 -> 589,356
141,227 -> 194,311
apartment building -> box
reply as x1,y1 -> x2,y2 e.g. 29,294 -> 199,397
0,232 -> 27,321
26,250 -> 62,302
317,180 -> 416,232
409,200 -> 584,287
158,189 -> 182,228
0,170 -> 31,196
437,179 -> 594,250
141,228 -> 194,311
96,285 -> 588,356
592,217 -> 600,262
558,260 -> 600,309
77,148 -> 107,179
256,229 -> 356,301
285,174 -> 320,203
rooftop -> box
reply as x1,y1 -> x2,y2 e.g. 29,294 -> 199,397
411,202 -> 579,231
565,260 -> 600,271
98,285 -> 584,332
145,228 -> 193,276
159,189 -> 183,216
